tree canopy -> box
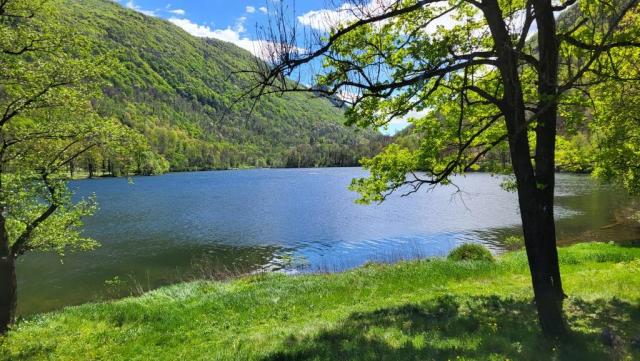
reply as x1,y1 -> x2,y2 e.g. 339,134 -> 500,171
248,0 -> 640,336
0,0 -> 152,333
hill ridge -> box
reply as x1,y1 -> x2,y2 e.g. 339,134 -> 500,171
63,0 -> 387,173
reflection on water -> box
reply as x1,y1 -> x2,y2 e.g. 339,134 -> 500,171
16,169 -> 639,315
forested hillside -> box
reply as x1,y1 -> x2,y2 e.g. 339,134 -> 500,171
62,0 -> 388,174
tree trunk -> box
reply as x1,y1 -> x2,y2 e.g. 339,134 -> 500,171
527,0 -> 566,337
0,256 -> 16,334
0,213 -> 16,334
69,160 -> 75,179
509,127 -> 566,336
482,0 -> 566,337
509,132 -> 566,337
518,183 -> 566,337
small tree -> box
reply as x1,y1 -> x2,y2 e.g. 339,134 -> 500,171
0,0 -> 150,333
247,0 -> 640,336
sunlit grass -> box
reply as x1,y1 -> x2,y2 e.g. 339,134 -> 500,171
1,242 -> 639,360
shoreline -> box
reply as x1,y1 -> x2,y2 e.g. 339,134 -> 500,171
3,241 -> 640,360
68,166 -> 597,181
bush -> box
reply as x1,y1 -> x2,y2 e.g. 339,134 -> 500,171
503,236 -> 525,251
448,244 -> 495,262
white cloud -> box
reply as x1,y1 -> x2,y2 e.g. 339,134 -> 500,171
381,109 -> 428,135
297,6 -> 350,32
168,17 -> 301,60
297,0 -> 392,32
335,89 -> 358,103
169,18 -> 221,38
125,0 -> 157,17
169,8 -> 186,15
246,6 -> 256,13
259,6 -> 268,14
298,0 -> 456,33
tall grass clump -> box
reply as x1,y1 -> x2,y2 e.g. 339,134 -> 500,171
503,235 -> 525,250
448,243 -> 495,262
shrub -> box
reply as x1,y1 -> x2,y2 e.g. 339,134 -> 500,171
448,244 -> 495,262
503,236 -> 525,251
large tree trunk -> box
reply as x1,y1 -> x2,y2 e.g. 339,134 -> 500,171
517,181 -> 566,336
0,256 -> 16,334
526,0 -> 566,337
0,213 -> 17,334
508,111 -> 566,336
483,0 -> 566,337
508,120 -> 566,336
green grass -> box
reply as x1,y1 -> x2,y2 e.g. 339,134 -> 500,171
447,243 -> 495,262
2,242 -> 640,360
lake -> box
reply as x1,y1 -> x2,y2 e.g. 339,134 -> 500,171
16,168 -> 640,315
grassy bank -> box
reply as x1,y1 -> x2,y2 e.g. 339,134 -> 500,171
1,242 -> 640,360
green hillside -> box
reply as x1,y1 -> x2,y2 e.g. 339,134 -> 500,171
62,0 -> 387,173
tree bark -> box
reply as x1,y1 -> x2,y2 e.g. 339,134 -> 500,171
0,212 -> 16,334
515,174 -> 566,336
482,0 -> 566,337
0,257 -> 16,335
526,0 -> 566,337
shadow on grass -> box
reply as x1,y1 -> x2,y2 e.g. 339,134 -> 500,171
263,296 -> 640,361
618,239 -> 640,248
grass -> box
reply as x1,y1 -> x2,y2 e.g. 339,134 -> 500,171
447,243 -> 495,262
1,242 -> 640,360
503,235 -> 525,251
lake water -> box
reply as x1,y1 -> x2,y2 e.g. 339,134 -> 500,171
16,168 -> 640,315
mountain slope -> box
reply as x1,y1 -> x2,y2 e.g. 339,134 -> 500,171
63,0 -> 387,172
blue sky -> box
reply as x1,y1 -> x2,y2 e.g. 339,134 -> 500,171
114,0 -> 414,134
117,0 -> 326,30
117,1 -> 324,39
115,0 -> 344,56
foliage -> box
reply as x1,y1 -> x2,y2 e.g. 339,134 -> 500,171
503,235 -> 525,251
392,129 -> 595,174
250,0 -> 640,334
1,243 -> 640,360
0,0 -> 149,255
589,29 -> 640,193
350,144 -> 418,203
555,134 -> 595,173
281,0 -> 639,203
3,173 -> 98,256
56,0 -> 388,173
448,243 -> 495,262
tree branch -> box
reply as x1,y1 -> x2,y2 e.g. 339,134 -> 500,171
10,174 -> 58,256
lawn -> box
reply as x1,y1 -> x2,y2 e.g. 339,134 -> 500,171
1,242 -> 639,360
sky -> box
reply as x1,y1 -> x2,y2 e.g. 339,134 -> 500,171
112,0 -> 429,134
115,1 -> 320,55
